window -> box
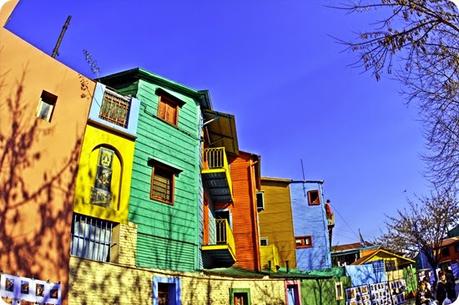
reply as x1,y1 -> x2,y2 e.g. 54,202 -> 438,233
157,95 -> 179,126
441,247 -> 450,257
151,165 -> 175,204
91,147 -> 115,207
256,191 -> 265,211
286,284 -> 300,305
153,277 -> 181,305
260,237 -> 268,246
384,260 -> 396,271
230,288 -> 251,305
70,213 -> 116,262
99,89 -> 130,127
295,236 -> 312,249
335,282 -> 344,300
36,91 -> 57,122
307,190 -> 321,205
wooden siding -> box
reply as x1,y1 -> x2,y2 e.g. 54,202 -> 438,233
259,178 -> 297,269
230,152 -> 261,271
112,78 -> 202,271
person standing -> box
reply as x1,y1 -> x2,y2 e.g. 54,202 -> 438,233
416,281 -> 433,305
436,271 -> 456,304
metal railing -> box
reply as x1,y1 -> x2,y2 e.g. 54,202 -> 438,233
203,147 -> 228,170
215,219 -> 236,257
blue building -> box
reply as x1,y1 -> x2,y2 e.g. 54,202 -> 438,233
290,181 -> 332,271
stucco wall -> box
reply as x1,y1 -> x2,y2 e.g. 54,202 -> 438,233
0,9 -> 94,304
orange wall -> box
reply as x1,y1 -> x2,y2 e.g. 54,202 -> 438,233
0,9 -> 94,303
259,178 -> 297,268
229,152 -> 261,271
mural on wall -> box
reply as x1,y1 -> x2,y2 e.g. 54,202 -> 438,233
0,273 -> 61,305
91,147 -> 114,207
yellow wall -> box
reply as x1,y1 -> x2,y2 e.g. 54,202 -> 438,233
260,244 -> 281,271
259,178 -> 296,268
69,257 -> 287,305
73,124 -> 135,223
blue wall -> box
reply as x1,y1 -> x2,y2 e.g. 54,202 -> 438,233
290,182 -> 331,271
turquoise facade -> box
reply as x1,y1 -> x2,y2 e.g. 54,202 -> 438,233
100,68 -> 205,271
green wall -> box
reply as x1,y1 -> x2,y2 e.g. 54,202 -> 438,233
113,75 -> 203,271
300,276 -> 351,305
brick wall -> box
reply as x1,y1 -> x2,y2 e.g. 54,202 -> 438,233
116,222 -> 137,267
68,258 -> 287,305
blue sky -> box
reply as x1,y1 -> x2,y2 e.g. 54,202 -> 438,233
6,0 -> 430,244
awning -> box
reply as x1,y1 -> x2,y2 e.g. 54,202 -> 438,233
203,110 -> 239,155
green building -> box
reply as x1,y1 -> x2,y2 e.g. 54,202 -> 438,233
101,68 -> 210,271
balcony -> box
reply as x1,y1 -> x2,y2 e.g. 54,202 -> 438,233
201,147 -> 233,203
202,219 -> 236,268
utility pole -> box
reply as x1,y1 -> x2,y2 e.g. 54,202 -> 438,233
51,15 -> 71,58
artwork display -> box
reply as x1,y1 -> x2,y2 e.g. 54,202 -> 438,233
0,273 -> 61,305
91,147 -> 114,207
347,280 -> 407,305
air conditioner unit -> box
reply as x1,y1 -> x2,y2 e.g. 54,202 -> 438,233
256,191 -> 265,211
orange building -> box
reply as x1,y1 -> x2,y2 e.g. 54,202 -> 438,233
438,237 -> 459,266
229,151 -> 262,271
0,1 -> 95,303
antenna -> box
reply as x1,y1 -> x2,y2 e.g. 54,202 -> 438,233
51,15 -> 72,58
300,159 -> 307,197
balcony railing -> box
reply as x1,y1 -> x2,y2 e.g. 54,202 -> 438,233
216,219 -> 236,256
201,147 -> 233,202
203,147 -> 228,169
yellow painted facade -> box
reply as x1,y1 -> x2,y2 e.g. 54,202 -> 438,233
69,257 -> 287,305
73,124 -> 135,223
260,244 -> 281,271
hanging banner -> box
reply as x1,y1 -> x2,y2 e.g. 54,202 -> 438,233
0,273 -> 61,305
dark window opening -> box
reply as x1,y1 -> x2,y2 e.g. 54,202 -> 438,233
307,190 -> 320,205
36,90 -> 57,122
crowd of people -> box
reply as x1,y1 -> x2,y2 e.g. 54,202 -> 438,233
416,270 -> 457,305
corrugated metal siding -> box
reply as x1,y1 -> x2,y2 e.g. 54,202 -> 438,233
230,154 -> 260,271
290,183 -> 331,271
128,80 -> 201,271
259,179 -> 297,268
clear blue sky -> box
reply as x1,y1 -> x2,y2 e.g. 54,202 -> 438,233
6,0 -> 431,245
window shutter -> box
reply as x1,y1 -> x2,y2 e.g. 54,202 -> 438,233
158,98 -> 167,120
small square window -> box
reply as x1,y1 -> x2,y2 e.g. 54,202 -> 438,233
36,91 -> 57,122
295,236 -> 312,249
260,237 -> 268,246
157,95 -> 179,126
151,165 -> 175,204
307,190 -> 320,205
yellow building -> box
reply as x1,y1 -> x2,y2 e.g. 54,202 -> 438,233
259,177 -> 296,270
